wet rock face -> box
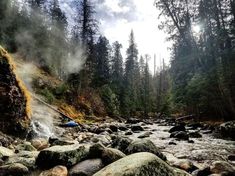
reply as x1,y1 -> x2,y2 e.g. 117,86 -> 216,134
0,46 -> 31,136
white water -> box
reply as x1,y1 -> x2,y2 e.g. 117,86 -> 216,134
30,101 -> 62,139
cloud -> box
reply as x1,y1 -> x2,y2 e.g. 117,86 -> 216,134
94,0 -> 138,26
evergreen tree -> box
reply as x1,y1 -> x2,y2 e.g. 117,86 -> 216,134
93,36 -> 110,87
122,30 -> 139,115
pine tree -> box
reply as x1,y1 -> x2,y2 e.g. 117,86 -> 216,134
122,30 -> 139,115
92,36 -> 110,87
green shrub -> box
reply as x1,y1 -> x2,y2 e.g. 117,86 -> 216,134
39,88 -> 55,104
100,85 -> 120,116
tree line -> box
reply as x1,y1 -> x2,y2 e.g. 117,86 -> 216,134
156,0 -> 235,120
0,0 -> 170,118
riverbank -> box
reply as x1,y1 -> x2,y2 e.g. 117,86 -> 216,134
1,116 -> 235,176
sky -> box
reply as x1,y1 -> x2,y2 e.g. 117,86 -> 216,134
59,0 -> 172,73
95,0 -> 172,71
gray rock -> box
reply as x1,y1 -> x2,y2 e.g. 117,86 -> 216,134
69,159 -> 104,176
111,136 -> 133,153
138,132 -> 152,138
125,131 -> 133,135
93,152 -> 178,176
210,161 -> 235,174
189,132 -> 202,138
220,121 -> 235,140
0,163 -> 29,176
131,125 -> 144,132
126,118 -> 141,124
110,125 -> 118,132
4,151 -> 38,169
192,167 -> 211,176
125,139 -> 166,161
89,143 -> 126,165
89,143 -> 106,158
36,144 -> 89,168
118,125 -> 128,131
169,125 -> 186,133
49,137 -> 76,146
102,147 -> 126,165
15,142 -> 37,152
228,155 -> 235,161
170,131 -> 189,140
0,146 -> 14,159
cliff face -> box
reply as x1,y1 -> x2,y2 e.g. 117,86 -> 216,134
0,46 -> 31,136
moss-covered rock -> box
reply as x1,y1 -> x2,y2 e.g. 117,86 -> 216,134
125,139 -> 166,161
0,46 -> 31,137
93,152 -> 178,176
36,144 -> 89,168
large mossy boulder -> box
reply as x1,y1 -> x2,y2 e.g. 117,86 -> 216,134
93,152 -> 178,176
0,46 -> 31,136
36,144 -> 89,168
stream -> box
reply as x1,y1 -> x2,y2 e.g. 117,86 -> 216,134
29,102 -> 235,170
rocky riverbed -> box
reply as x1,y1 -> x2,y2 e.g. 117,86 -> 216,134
0,115 -> 235,176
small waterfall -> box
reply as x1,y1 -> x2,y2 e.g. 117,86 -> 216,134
28,101 -> 62,139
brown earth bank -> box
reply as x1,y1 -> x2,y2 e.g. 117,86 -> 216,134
0,46 -> 31,137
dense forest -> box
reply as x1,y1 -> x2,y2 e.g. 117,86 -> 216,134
1,0 -> 235,121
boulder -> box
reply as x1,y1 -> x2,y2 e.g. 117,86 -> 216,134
192,167 -> 211,176
15,142 -> 37,152
126,118 -> 141,124
170,131 -> 189,140
89,143 -> 126,165
118,125 -> 128,131
131,125 -> 144,132
111,136 -> 133,153
189,132 -> 202,138
220,121 -> 235,140
228,155 -> 235,161
4,151 -> 39,169
31,138 -> 49,150
125,131 -> 133,135
125,139 -> 166,161
210,161 -> 235,174
49,137 -> 76,146
39,165 -> 68,176
169,125 -> 186,133
138,132 -> 152,138
69,159 -> 104,176
101,147 -> 126,165
0,163 -> 29,176
0,146 -> 14,159
36,144 -> 89,168
109,125 -> 118,132
93,152 -> 178,176
0,132 -> 14,147
173,159 -> 198,172
0,46 -> 31,136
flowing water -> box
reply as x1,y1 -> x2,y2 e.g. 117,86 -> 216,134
127,122 -> 235,168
